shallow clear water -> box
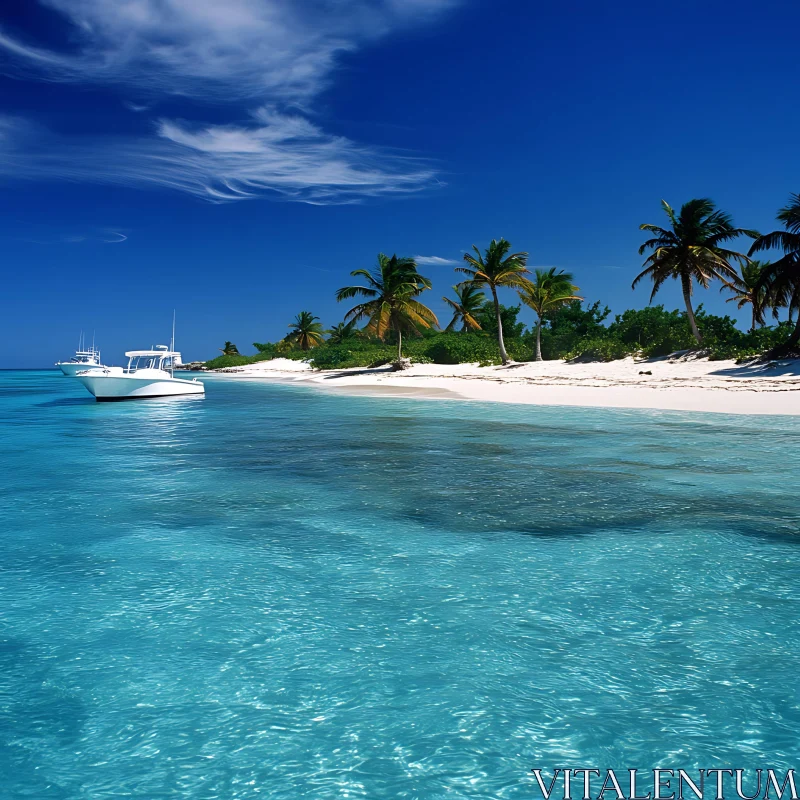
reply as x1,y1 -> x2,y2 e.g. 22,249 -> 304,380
1,370 -> 800,799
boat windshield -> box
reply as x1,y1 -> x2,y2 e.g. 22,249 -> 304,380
128,356 -> 161,371
126,353 -> 177,372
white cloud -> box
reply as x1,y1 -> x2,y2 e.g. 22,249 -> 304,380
0,110 -> 436,204
0,1 -> 458,203
414,255 -> 460,266
0,0 -> 457,101
13,226 -> 129,244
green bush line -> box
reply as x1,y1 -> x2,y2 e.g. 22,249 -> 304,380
204,303 -> 793,370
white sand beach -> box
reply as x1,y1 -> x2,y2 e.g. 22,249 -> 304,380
208,356 -> 800,415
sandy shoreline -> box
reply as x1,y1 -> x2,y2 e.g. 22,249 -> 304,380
203,356 -> 800,415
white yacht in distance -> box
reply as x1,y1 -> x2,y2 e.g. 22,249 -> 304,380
56,334 -> 108,376
75,346 -> 204,401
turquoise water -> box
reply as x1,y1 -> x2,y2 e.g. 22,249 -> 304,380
2,370 -> 800,799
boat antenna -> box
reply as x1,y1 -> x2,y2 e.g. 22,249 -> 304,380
171,310 -> 176,376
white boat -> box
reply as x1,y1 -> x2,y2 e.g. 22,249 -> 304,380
75,346 -> 204,402
56,334 -> 108,376
57,348 -> 107,376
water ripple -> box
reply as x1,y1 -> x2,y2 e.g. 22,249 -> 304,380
0,372 -> 799,798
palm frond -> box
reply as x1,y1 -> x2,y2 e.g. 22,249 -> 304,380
636,198 -> 753,306
749,196 -> 800,329
749,230 -> 800,255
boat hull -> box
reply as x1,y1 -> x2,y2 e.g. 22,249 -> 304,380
58,362 -> 106,377
76,373 -> 205,401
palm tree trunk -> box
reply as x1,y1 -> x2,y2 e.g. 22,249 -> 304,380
681,277 -> 702,345
535,316 -> 543,361
491,286 -> 510,364
397,328 -> 402,360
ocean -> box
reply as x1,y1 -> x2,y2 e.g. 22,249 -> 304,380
1,370 -> 799,799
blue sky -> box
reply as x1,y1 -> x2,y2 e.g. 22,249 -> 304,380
1,0 -> 799,367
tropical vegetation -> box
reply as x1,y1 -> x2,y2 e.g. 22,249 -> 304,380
204,195 -> 800,370
219,341 -> 240,356
519,269 -> 582,360
326,319 -> 361,345
749,194 -> 800,355
722,261 -> 770,333
633,199 -> 757,344
457,239 -> 531,364
336,254 -> 438,360
443,283 -> 485,332
286,311 -> 325,351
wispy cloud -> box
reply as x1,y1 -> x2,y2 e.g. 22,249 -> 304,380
0,0 -> 457,101
414,255 -> 460,266
0,0 -> 457,203
0,110 -> 436,203
16,227 -> 128,244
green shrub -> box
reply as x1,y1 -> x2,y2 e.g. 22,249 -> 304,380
423,333 -> 506,364
252,342 -> 308,359
694,309 -> 744,348
307,341 -> 399,369
539,300 -> 612,359
299,332 -> 524,369
565,337 -> 635,362
605,306 -> 693,357
475,303 -> 527,338
204,349 -> 311,370
202,354 -> 254,369
707,322 -> 793,360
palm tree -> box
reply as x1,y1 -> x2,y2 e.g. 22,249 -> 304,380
634,199 -> 757,345
286,311 -> 325,351
443,283 -> 485,332
722,260 -> 771,332
219,341 -> 240,356
326,319 -> 362,345
519,269 -> 582,361
336,254 -> 438,360
457,239 -> 531,363
749,193 -> 800,353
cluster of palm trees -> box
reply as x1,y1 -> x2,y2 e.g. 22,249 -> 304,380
636,194 -> 800,352
277,192 -> 800,363
329,241 -> 581,364
456,241 -> 582,363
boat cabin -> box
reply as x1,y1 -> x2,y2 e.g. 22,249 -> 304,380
124,346 -> 183,373
70,349 -> 101,365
